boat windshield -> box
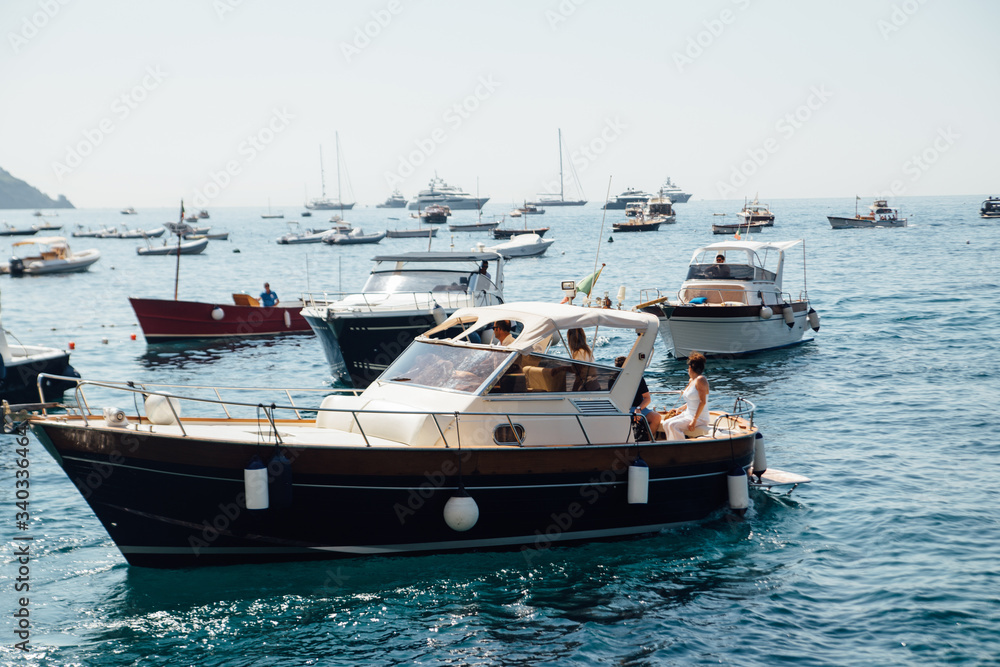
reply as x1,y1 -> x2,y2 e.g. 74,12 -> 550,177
364,270 -> 476,294
687,249 -> 777,281
382,340 -> 512,393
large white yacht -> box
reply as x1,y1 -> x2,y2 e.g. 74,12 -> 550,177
657,177 -> 692,203
408,175 -> 488,210
602,187 -> 655,210
376,189 -> 407,208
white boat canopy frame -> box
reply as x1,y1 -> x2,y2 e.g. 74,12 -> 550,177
422,302 -> 658,352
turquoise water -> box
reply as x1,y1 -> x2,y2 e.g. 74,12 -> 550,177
2,196 -> 998,665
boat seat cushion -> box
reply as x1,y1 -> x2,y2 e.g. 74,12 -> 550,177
232,293 -> 261,307
524,366 -> 568,392
681,284 -> 746,304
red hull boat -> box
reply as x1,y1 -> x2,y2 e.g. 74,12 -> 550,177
129,295 -> 313,342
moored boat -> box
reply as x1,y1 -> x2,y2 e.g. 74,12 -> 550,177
385,227 -> 438,239
612,218 -> 661,233
0,223 -> 38,236
2,236 -> 100,275
376,189 -> 407,208
129,294 -> 312,342
448,220 -> 500,232
300,251 -> 505,387
828,198 -> 906,229
0,324 -> 79,404
413,204 -> 451,224
491,226 -> 550,240
321,228 -> 385,245
712,222 -> 765,235
137,236 -> 209,256
738,195 -> 775,226
636,239 -> 819,358
476,233 -> 554,258
24,302 -> 793,568
980,196 -> 1000,218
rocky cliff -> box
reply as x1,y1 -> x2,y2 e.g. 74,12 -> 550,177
0,167 -> 74,209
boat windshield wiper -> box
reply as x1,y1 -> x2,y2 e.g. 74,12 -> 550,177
390,377 -> 411,382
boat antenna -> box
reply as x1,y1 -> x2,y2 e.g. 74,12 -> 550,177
558,128 -> 564,202
174,199 -> 184,300
336,132 -> 343,220
591,176 -> 613,284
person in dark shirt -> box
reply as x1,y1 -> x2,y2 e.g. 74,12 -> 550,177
615,356 -> 661,435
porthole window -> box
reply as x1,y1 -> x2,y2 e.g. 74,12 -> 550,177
494,424 -> 525,446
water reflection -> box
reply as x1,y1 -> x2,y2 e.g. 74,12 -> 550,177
137,334 -> 312,370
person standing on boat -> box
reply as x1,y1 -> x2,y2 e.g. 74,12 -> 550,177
616,356 -> 661,436
569,328 -> 600,391
259,283 -> 279,307
663,352 -> 710,441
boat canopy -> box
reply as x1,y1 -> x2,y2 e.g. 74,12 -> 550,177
691,239 -> 800,258
422,302 -> 658,351
371,252 -> 502,263
13,236 -> 67,247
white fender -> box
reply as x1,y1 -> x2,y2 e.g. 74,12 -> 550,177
444,493 -> 479,531
627,458 -> 649,504
759,306 -> 773,320
145,394 -> 181,425
284,310 -> 291,328
211,307 -> 224,321
807,307 -> 820,332
782,304 -> 795,328
728,467 -> 749,516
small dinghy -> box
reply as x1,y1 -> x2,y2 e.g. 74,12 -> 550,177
477,233 -> 555,258
137,236 -> 209,256
322,228 -> 385,245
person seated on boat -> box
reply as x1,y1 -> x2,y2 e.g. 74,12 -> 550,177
568,328 -> 600,391
707,254 -> 730,278
493,320 -> 514,346
259,283 -> 279,307
663,352 -> 710,441
479,261 -> 491,279
615,356 -> 661,437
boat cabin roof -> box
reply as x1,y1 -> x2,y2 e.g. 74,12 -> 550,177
691,239 -> 800,258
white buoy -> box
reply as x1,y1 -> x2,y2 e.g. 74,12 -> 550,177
431,303 -> 447,325
244,456 -> 269,510
759,306 -> 773,320
145,394 -> 181,425
102,407 -> 128,427
627,457 -> 649,504
807,307 -> 820,332
211,306 -> 224,321
782,304 -> 795,328
443,492 -> 479,531
752,431 -> 767,481
283,310 -> 291,328
728,466 -> 750,516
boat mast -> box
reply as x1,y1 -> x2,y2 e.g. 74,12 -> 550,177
319,146 -> 326,199
558,128 -> 564,203
336,132 -> 343,218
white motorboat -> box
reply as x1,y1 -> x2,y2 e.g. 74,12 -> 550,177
636,240 -> 820,358
321,228 -> 385,245
276,221 -> 335,245
828,198 -> 906,229
136,236 -> 209,256
2,236 -> 100,275
118,227 -> 166,239
0,223 -> 38,236
31,221 -> 63,232
737,195 -> 774,226
527,129 -> 587,207
979,196 -> 1000,218
645,193 -> 676,224
71,226 -> 116,238
300,251 -> 505,387
120,207 -> 138,215
20,301 -> 813,567
476,233 -> 555,258
408,175 -> 488,210
385,227 -> 437,239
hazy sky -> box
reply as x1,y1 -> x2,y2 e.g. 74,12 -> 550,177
2,0 -> 996,208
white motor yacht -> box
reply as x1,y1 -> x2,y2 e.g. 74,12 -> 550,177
408,175 -> 488,210
657,177 -> 692,203
376,189 -> 408,208
737,196 -> 774,226
636,240 -> 820,358
301,252 -> 505,387
828,198 -> 906,229
602,187 -> 655,210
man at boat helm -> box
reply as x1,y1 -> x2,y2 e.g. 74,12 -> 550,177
260,282 -> 279,307
708,253 -> 730,278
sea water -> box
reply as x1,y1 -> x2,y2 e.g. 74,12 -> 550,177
1,196 -> 998,665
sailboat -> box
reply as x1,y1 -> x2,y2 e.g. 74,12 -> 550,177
305,136 -> 355,210
527,128 -> 587,207
261,198 -> 284,219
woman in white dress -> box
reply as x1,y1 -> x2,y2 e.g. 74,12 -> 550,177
663,351 -> 710,441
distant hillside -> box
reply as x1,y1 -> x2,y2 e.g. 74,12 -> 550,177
0,166 -> 74,209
